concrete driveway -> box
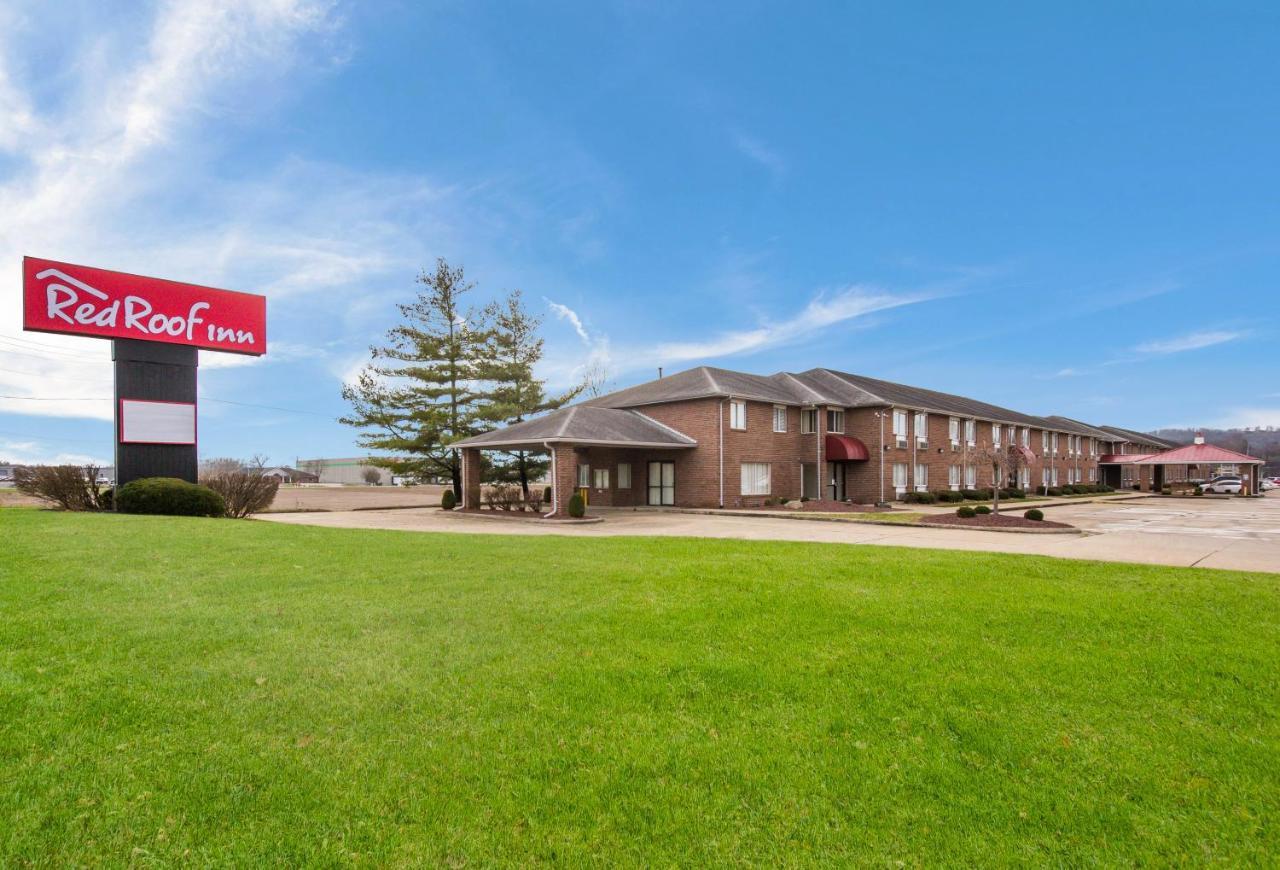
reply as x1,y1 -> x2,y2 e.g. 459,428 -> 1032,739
258,493 -> 1280,573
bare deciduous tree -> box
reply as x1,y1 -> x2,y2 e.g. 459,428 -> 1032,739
199,455 -> 279,518
967,443 -> 1028,515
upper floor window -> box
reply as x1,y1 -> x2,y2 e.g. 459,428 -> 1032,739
1051,432 -> 1059,453
992,423 -> 1002,447
964,418 -> 976,445
1041,429 -> 1048,451
892,409 -> 908,447
827,409 -> 845,433
729,399 -> 747,430
948,416 -> 960,445
773,406 -> 787,433
1021,427 -> 1030,447
914,412 -> 928,447
800,408 -> 818,434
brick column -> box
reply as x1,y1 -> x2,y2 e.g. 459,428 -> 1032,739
550,445 -> 579,517
461,447 -> 481,509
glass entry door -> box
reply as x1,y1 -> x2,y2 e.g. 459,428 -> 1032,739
827,462 -> 845,501
802,463 -> 818,500
647,461 -> 675,505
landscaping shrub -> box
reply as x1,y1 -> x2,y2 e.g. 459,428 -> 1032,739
956,505 -> 976,518
932,490 -> 963,503
974,505 -> 992,515
1161,486 -> 1172,495
200,458 -> 279,518
543,485 -> 553,503
1047,487 -> 1063,497
1024,508 -> 1044,521
999,487 -> 1026,500
567,492 -> 586,518
903,492 -> 936,504
526,489 -> 544,512
1099,484 -> 1115,493
961,488 -> 991,501
441,489 -> 457,510
1194,486 -> 1204,496
1132,484 -> 1141,491
13,464 -> 112,511
115,477 -> 225,517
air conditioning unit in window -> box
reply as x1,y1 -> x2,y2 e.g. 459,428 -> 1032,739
895,438 -> 907,449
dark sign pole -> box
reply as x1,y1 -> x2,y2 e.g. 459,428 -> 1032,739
113,339 -> 199,487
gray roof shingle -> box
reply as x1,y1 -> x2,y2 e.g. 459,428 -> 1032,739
452,405 -> 697,449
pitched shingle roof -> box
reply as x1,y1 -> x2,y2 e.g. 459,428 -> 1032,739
795,369 -> 1048,427
1094,425 -> 1178,450
452,405 -> 697,450
583,366 -> 806,408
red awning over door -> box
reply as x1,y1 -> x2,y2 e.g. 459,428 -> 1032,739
825,433 -> 870,461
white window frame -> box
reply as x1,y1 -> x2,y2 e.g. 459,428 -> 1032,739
729,399 -> 747,431
592,468 -> 610,489
992,423 -> 1002,448
892,462 -> 908,495
577,464 -> 590,488
1021,427 -> 1030,448
617,463 -> 631,489
1019,467 -> 1030,489
964,465 -> 976,488
1051,432 -> 1059,454
948,416 -> 960,447
948,464 -> 961,491
892,409 -> 908,448
773,405 -> 787,433
914,462 -> 928,492
964,418 -> 976,447
914,411 -> 928,448
827,408 -> 845,434
1051,467 -> 1059,486
1041,430 -> 1048,452
800,408 -> 818,434
740,462 -> 771,496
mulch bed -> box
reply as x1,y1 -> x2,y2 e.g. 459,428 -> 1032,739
923,513 -> 1074,530
738,500 -> 890,513
458,508 -> 598,521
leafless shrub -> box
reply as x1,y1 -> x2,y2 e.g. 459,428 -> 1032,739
526,490 -> 544,513
494,484 -> 519,511
14,465 -> 111,511
482,486 -> 500,510
199,455 -> 279,518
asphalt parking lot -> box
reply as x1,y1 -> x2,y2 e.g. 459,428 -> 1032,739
259,492 -> 1280,573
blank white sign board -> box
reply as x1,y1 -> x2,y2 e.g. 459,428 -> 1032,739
120,400 -> 196,444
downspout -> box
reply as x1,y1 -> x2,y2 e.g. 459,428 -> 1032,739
718,398 -> 726,508
911,413 -> 917,494
816,408 -> 822,499
543,442 -> 557,518
878,410 -> 885,504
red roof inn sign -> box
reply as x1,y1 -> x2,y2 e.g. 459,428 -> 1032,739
22,256 -> 267,488
23,256 -> 265,354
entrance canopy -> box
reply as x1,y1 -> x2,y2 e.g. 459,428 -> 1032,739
453,404 -> 697,452
1130,443 -> 1263,466
825,433 -> 870,461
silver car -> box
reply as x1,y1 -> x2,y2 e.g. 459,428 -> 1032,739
1203,476 -> 1243,494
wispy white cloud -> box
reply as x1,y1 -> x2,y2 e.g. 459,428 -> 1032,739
1132,329 -> 1247,356
541,299 -> 612,388
0,438 -> 110,467
546,299 -> 591,343
731,130 -> 787,179
1203,407 -> 1280,430
647,285 -> 934,364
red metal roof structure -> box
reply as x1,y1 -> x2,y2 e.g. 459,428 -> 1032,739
1131,444 -> 1263,465
825,433 -> 870,461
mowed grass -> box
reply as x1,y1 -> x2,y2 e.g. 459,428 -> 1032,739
2,511 -> 1277,865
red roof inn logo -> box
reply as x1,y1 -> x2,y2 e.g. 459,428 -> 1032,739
22,256 -> 266,355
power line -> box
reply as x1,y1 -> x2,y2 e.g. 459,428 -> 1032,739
0,393 -> 335,419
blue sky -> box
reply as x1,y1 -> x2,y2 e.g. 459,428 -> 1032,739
2,1 -> 1278,466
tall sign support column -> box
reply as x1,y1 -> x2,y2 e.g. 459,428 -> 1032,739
22,256 -> 267,490
113,339 -> 199,485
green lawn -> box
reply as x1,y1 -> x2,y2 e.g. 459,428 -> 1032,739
2,510 -> 1277,865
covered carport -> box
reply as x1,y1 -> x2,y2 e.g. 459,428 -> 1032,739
1131,441 -> 1266,493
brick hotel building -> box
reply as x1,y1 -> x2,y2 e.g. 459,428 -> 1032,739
454,366 -> 1211,516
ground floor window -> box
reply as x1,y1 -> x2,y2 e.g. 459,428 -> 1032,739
948,465 -> 961,490
1019,467 -> 1029,489
1051,468 -> 1060,486
1042,468 -> 1049,488
964,465 -> 976,488
593,468 -> 609,489
1088,467 -> 1096,482
741,462 -> 771,496
893,462 -> 908,494
914,462 -> 928,491
577,464 -> 590,488
647,461 -> 675,505
617,463 -> 631,489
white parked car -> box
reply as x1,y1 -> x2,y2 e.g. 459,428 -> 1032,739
1261,478 -> 1278,491
1202,476 -> 1243,494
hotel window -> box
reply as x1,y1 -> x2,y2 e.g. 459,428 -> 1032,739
1019,467 -> 1030,489
1090,438 -> 1097,456
1041,430 -> 1048,451
914,462 -> 928,492
948,465 -> 961,490
1051,467 -> 1059,486
729,400 -> 747,430
893,462 -> 908,494
827,409 -> 845,433
964,418 -> 976,446
1051,432 -> 1059,454
577,464 -> 590,488
914,412 -> 928,448
1088,467 -> 1097,482
773,406 -> 787,433
964,465 -> 976,488
592,468 -> 610,489
800,408 -> 818,434
617,463 -> 631,489
892,409 -> 908,447
1021,427 -> 1030,447
948,417 -> 960,446
1042,468 -> 1050,487
741,462 -> 771,496
992,423 -> 1002,447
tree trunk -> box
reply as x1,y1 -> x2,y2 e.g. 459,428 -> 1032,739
517,451 -> 530,499
451,455 -> 462,502
992,463 -> 1000,515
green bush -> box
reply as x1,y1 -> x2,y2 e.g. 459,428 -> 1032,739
543,485 -> 553,503
903,491 -> 936,504
1194,486 -> 1204,496
999,487 -> 1026,500
974,505 -> 992,515
441,489 -> 457,510
1024,508 -> 1044,521
567,492 -> 586,518
956,505 -> 976,518
1047,486 -> 1063,497
115,477 -> 225,517
961,488 -> 992,501
932,490 -> 964,503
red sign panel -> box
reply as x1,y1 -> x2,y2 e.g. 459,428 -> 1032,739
22,256 -> 266,355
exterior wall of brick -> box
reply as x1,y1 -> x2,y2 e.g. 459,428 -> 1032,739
461,447 -> 482,509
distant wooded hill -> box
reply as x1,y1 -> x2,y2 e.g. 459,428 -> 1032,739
1150,427 -> 1280,466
